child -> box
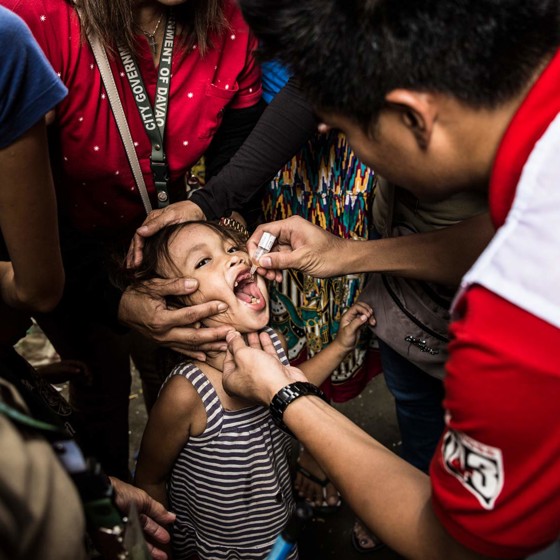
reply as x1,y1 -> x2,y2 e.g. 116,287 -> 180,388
130,221 -> 373,560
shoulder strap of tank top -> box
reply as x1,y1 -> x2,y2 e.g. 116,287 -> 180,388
167,362 -> 224,441
262,326 -> 290,366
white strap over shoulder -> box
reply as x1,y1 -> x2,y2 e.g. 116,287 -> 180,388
84,27 -> 153,215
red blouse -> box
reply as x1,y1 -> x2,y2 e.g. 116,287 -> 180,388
3,0 -> 261,238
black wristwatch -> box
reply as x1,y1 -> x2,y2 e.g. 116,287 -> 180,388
269,381 -> 328,438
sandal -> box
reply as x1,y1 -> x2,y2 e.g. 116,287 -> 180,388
351,519 -> 386,554
293,452 -> 342,515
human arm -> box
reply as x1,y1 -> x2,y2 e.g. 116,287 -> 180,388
248,213 -> 494,286
127,78 -> 317,267
191,77 -> 317,219
431,287 -> 560,558
134,374 -> 202,505
0,120 -> 63,313
298,302 -> 375,386
120,104 -> 270,351
203,99 -> 267,183
222,331 -> 492,560
134,375 -> 204,558
109,477 -> 176,560
0,9 -> 67,314
126,98 -> 267,267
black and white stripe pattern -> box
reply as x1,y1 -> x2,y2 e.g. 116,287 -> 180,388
166,327 -> 298,560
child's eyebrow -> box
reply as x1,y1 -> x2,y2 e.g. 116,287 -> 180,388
177,242 -> 208,267
187,242 -> 208,254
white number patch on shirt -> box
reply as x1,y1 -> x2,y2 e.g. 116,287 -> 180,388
442,429 -> 505,510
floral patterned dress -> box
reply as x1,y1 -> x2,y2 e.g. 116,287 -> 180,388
262,128 -> 381,402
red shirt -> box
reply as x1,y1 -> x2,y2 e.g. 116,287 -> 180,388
430,51 -> 560,557
3,0 -> 261,239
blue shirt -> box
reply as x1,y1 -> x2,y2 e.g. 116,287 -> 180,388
261,60 -> 290,104
0,6 -> 67,148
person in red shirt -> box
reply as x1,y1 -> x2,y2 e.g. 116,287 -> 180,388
217,0 -> 560,558
1,0 -> 263,479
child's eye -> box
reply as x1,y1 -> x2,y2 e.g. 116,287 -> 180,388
227,246 -> 239,253
195,257 -> 211,269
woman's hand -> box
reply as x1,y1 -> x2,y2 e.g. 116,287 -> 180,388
118,278 -> 233,360
247,216 -> 352,282
127,201 -> 206,268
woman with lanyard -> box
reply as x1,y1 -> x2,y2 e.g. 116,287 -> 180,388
1,0 -> 264,480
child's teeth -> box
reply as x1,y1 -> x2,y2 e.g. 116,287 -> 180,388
234,281 -> 238,288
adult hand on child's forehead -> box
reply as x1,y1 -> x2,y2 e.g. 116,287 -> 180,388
126,201 -> 206,268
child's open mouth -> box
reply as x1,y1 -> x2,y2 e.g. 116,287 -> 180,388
233,271 -> 266,311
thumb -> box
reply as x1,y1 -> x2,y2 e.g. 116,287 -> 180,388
223,331 -> 245,388
146,276 -> 199,297
141,494 -> 176,525
222,331 -> 245,380
259,250 -> 297,271
348,313 -> 369,332
225,330 -> 247,354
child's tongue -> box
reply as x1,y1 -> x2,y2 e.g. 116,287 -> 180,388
235,281 -> 265,310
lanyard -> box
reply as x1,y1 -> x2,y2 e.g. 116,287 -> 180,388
119,12 -> 176,208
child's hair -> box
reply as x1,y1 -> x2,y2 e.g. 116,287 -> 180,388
113,221 -> 248,307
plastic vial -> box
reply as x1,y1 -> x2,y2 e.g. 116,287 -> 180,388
250,232 -> 277,275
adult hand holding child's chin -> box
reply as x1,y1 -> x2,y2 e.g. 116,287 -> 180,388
222,330 -> 308,405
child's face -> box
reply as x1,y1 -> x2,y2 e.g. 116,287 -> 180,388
164,224 -> 269,333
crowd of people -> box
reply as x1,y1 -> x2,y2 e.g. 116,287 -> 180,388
0,0 -> 558,559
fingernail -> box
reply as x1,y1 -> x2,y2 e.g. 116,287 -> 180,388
218,303 -> 228,311
185,279 -> 197,290
261,256 -> 272,268
219,344 -> 227,351
226,331 -> 238,342
137,226 -> 148,233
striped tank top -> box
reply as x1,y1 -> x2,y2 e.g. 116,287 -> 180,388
166,327 -> 298,560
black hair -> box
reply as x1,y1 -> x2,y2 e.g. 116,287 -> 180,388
239,0 -> 560,130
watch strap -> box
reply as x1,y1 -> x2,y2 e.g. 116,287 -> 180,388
269,381 -> 328,438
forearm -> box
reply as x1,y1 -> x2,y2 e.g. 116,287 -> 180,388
191,78 -> 317,219
0,121 -> 64,312
298,341 -> 349,386
343,212 -> 494,286
204,99 -> 267,182
283,397 -> 489,560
